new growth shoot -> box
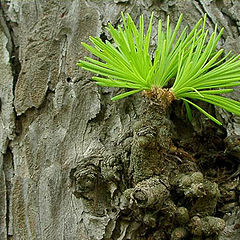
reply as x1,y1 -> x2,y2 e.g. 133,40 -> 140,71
78,13 -> 240,125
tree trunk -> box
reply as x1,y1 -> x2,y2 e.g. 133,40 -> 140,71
0,0 -> 240,239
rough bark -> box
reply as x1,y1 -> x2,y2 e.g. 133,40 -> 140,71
0,0 -> 240,239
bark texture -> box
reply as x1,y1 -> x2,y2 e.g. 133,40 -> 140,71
0,0 -> 240,239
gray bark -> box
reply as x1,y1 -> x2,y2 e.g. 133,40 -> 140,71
0,0 -> 240,239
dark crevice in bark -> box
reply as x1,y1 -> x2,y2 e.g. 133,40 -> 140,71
195,0 -> 207,15
0,2 -> 18,239
193,0 -> 206,16
3,147 -> 14,239
0,1 -> 21,96
221,10 -> 240,36
99,32 -> 108,43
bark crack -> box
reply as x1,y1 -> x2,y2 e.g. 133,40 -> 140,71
2,148 -> 14,239
0,2 -> 18,239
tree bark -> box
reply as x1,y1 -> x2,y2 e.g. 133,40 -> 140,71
0,0 -> 240,239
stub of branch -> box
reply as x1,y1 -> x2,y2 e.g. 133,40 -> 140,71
190,216 -> 225,237
127,177 -> 170,208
